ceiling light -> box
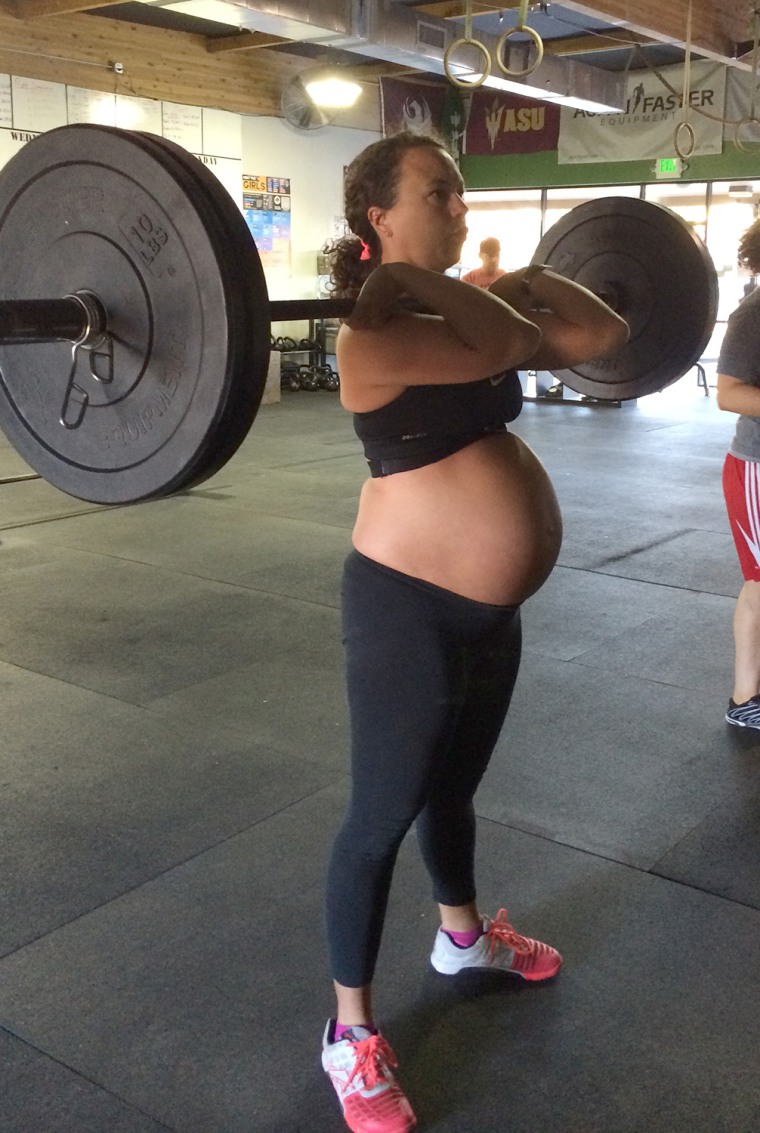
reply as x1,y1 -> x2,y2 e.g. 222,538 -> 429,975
302,68 -> 362,109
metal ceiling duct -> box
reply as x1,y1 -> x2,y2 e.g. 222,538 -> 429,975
222,0 -> 627,111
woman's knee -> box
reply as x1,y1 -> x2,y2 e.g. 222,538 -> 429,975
739,579 -> 760,613
333,809 -> 415,866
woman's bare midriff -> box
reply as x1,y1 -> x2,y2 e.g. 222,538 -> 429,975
351,432 -> 562,606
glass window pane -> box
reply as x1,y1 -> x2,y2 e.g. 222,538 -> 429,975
643,181 -> 708,241
707,180 -> 760,323
460,188 -> 542,273
544,184 -> 641,237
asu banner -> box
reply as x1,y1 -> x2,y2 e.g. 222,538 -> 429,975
557,62 -> 726,164
464,90 -> 560,155
380,76 -> 560,157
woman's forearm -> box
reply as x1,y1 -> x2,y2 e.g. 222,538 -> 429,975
717,372 -> 760,416
490,266 -> 629,368
382,262 -> 541,357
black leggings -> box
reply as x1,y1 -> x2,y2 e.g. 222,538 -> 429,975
325,550 -> 522,988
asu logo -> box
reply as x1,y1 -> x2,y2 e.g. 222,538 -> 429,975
484,99 -> 546,149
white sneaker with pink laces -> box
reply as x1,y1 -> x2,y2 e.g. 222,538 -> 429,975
321,1020 -> 417,1133
430,908 -> 562,981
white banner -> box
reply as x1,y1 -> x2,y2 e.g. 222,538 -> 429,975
724,69 -> 760,147
558,62 -> 726,164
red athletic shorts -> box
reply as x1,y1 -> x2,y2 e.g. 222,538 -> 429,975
723,452 -> 760,582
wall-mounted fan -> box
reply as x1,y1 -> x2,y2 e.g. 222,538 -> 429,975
280,76 -> 337,130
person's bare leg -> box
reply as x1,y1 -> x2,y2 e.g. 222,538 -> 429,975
733,580 -> 760,703
438,900 -> 481,933
333,981 -> 374,1028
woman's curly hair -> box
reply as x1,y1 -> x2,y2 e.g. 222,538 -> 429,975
323,130 -> 449,299
738,218 -> 760,275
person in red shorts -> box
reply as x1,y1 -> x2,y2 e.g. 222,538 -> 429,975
460,236 -> 507,289
718,217 -> 760,728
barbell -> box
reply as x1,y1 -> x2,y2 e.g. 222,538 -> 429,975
0,124 -> 719,505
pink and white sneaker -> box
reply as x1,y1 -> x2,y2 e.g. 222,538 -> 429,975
321,1020 -> 417,1133
430,908 -> 562,981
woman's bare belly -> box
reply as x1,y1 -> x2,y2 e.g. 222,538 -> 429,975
352,432 -> 562,606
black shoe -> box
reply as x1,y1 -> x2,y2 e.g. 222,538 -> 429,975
725,695 -> 760,728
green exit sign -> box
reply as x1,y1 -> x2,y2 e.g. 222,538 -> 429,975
656,157 -> 682,178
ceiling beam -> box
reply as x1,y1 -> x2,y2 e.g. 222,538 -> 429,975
544,29 -> 655,57
335,61 -> 425,82
206,30 -> 291,54
555,1 -> 752,68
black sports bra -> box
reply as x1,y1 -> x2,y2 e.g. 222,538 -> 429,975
353,370 -> 523,477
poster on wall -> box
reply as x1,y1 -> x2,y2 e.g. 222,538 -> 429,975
557,61 -> 726,164
242,173 -> 291,271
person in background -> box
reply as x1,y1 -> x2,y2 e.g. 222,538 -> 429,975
460,235 -> 507,289
717,218 -> 760,729
322,130 -> 629,1133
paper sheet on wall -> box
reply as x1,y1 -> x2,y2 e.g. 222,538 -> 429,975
116,95 -> 162,134
195,154 -> 243,206
66,87 -> 116,125
12,75 -> 67,132
161,102 -> 203,152
0,126 -> 31,166
0,74 -> 11,128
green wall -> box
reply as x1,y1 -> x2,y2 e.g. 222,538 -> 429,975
461,146 -> 760,190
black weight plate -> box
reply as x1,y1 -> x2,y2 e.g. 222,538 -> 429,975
532,197 -> 719,401
0,124 -> 269,503
129,130 -> 270,487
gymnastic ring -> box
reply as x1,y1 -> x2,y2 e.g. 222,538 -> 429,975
495,25 -> 544,78
674,120 -> 696,160
443,37 -> 491,88
734,115 -> 760,154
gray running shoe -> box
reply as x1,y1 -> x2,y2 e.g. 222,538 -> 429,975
725,695 -> 760,728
